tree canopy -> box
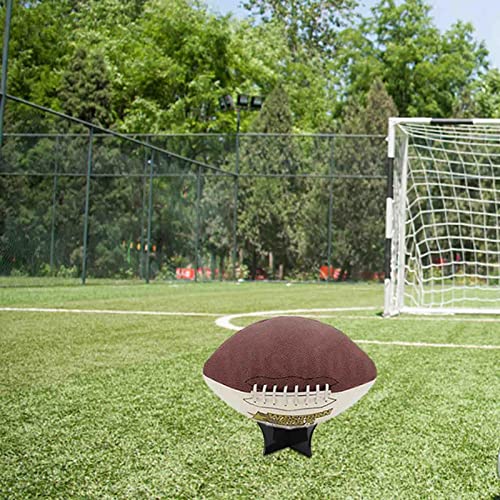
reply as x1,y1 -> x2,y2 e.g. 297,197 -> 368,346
2,0 -> 497,133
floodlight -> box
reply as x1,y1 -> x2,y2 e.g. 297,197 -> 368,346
237,94 -> 249,108
250,96 -> 263,110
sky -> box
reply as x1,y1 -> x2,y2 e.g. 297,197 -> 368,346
205,0 -> 500,69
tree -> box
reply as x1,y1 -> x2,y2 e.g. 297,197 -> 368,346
237,84 -> 299,278
344,0 -> 489,117
0,1 -> 72,102
409,21 -> 489,116
59,48 -> 115,128
242,0 -> 358,131
242,0 -> 357,57
0,0 -> 77,133
332,79 -> 397,278
199,174 -> 234,278
472,69 -> 500,118
104,0 -> 232,132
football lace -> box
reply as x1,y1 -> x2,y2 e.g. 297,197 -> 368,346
251,384 -> 330,406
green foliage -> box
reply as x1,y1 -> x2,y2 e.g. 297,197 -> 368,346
115,0 -> 234,132
2,0 -> 495,131
59,48 -> 115,128
333,79 -> 398,276
200,175 -> 234,260
473,68 -> 500,118
242,0 -> 357,57
238,85 -> 300,277
250,84 -> 293,134
2,0 -> 72,104
346,0 -> 489,117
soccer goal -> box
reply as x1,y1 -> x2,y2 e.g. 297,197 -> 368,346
384,118 -> 500,316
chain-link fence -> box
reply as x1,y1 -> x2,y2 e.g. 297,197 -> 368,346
0,98 -> 387,284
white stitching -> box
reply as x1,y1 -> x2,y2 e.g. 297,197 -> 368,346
251,384 -> 332,407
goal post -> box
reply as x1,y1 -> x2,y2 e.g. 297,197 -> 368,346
384,118 -> 500,316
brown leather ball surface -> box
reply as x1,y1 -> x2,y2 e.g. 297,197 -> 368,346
204,316 -> 376,393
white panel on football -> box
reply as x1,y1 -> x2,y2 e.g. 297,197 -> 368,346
204,375 -> 376,429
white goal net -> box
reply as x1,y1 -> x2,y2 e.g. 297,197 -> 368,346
384,118 -> 500,316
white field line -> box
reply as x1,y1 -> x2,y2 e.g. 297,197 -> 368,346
296,314 -> 500,323
0,307 -> 221,317
214,309 -> 500,350
353,339 -> 500,350
214,307 -> 378,331
2,306 -> 499,350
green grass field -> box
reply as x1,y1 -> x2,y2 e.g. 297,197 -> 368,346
0,281 -> 499,498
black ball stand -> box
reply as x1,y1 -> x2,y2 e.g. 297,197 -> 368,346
258,422 -> 317,457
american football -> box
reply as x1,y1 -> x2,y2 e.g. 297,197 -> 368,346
203,316 -> 377,429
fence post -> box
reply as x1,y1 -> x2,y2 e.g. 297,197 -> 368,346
326,136 -> 335,282
195,165 -> 202,282
139,145 -> 149,280
0,0 -> 13,148
145,150 -> 154,284
81,128 -> 93,285
49,136 -> 60,274
231,111 -> 241,280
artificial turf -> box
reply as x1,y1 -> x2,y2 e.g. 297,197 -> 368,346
0,281 -> 499,498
